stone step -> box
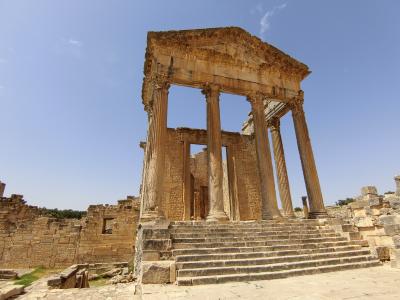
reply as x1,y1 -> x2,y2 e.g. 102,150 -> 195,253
170,220 -> 321,226
172,233 -> 340,243
176,249 -> 371,270
176,260 -> 381,285
173,236 -> 348,249
170,224 -> 322,231
177,255 -> 376,278
170,229 -> 335,237
175,244 -> 363,262
172,240 -> 357,255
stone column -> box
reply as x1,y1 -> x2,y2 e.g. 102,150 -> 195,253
292,91 -> 327,218
0,181 -> 5,197
395,175 -> 400,197
269,117 -> 295,218
302,196 -> 309,219
203,84 -> 228,221
248,93 -> 282,219
140,76 -> 170,222
182,141 -> 191,220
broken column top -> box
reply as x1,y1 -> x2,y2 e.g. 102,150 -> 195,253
395,175 -> 400,196
0,181 -> 5,197
361,186 -> 378,197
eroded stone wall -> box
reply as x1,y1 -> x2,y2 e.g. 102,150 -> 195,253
161,128 -> 261,221
76,198 -> 140,264
332,178 -> 400,268
0,194 -> 140,268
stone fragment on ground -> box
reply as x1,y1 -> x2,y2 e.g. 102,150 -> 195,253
0,282 -> 24,300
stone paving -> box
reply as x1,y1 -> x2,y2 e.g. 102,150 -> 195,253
141,265 -> 400,300
17,265 -> 400,299
19,282 -> 137,300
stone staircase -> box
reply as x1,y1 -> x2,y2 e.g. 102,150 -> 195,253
169,219 -> 380,285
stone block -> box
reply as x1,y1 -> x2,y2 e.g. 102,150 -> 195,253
350,200 -> 369,209
361,186 -> 378,197
375,246 -> 390,261
374,235 -> 395,248
368,197 -> 382,207
354,216 -> 374,228
0,284 -> 24,300
390,248 -> 400,268
393,236 -> 400,249
389,197 -> 400,210
379,215 -> 400,226
353,208 -> 367,218
384,224 -> 400,236
142,250 -> 160,261
141,261 -> 175,284
143,239 -> 172,251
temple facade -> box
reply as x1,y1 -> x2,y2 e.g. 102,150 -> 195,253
139,27 -> 327,222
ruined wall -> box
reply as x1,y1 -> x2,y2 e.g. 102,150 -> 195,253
0,194 -> 140,268
76,198 -> 140,264
162,128 -> 261,221
335,178 -> 400,268
228,135 -> 261,220
163,129 -> 185,220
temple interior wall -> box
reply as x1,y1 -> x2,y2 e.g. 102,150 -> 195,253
0,195 -> 140,268
162,128 -> 261,221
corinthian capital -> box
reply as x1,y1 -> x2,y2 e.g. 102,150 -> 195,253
202,83 -> 220,101
246,92 -> 266,107
291,90 -> 305,116
150,74 -> 170,90
269,117 -> 280,131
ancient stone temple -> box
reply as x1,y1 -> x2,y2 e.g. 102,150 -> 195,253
139,27 -> 327,222
134,27 -> 379,286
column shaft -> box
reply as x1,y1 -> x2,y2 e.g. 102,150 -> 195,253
203,84 -> 228,221
140,77 -> 169,221
249,93 -> 281,219
182,141 -> 191,220
270,118 -> 295,218
292,91 -> 327,218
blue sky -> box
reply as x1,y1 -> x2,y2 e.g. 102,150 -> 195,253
0,0 -> 399,210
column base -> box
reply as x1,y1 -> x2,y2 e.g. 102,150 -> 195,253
140,210 -> 162,223
284,213 -> 296,219
206,210 -> 229,222
261,212 -> 283,220
308,211 -> 329,219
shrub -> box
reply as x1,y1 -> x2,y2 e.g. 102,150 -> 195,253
294,207 -> 302,212
38,208 -> 87,219
335,198 -> 355,206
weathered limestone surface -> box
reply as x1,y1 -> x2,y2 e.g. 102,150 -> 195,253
330,177 -> 400,267
395,175 -> 400,197
141,261 -> 175,284
269,117 -> 294,217
139,27 -> 323,225
0,195 -> 140,268
0,182 -> 5,198
160,128 -> 261,221
248,93 -> 281,219
203,85 -> 228,221
136,27 -> 333,285
141,77 -> 170,221
291,94 -> 327,218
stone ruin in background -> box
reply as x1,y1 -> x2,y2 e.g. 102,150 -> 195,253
328,176 -> 400,267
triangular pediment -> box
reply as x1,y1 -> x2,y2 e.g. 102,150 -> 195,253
147,27 -> 309,79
